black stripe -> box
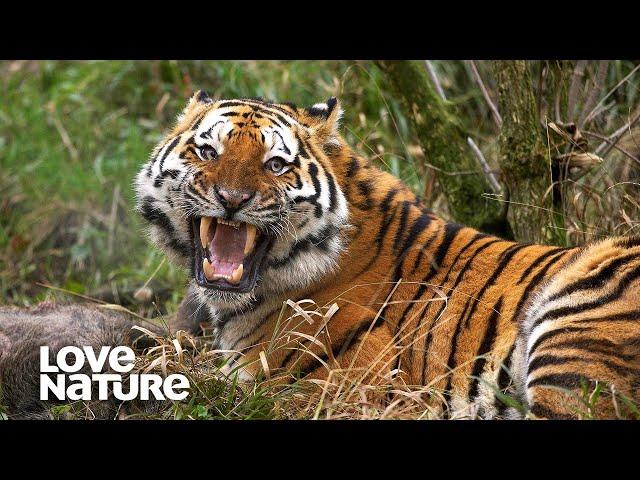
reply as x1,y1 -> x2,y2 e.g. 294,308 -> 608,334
186,184 -> 211,204
468,297 -> 503,400
295,320 -> 387,378
394,223 -> 467,337
392,201 -> 412,252
295,133 -> 310,159
535,337 -> 638,363
158,136 -> 181,174
138,196 -> 192,259
396,235 -> 499,377
281,318 -> 379,371
217,100 -> 292,128
531,262 -> 640,330
374,202 -> 399,252
153,169 -> 181,188
326,171 -> 338,213
528,325 -> 595,357
395,223 -> 464,379
244,103 -> 293,127
494,343 -> 517,415
530,403 -> 574,419
395,212 -> 433,276
615,236 -> 640,249
378,187 -> 399,212
228,305 -> 279,351
547,252 -> 640,302
512,250 -> 570,322
527,372 -> 586,389
346,156 -> 360,178
265,224 -> 338,269
356,179 -> 374,211
528,354 -> 637,379
437,240 -> 510,389
580,308 -> 640,324
527,354 -> 585,375
357,202 -> 400,275
185,112 -> 206,134
292,162 -> 323,217
272,130 -> 291,155
517,247 -> 565,284
460,243 -> 529,328
410,222 -> 445,274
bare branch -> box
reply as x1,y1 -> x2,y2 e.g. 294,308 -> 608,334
423,60 -> 446,101
579,60 -> 610,127
466,137 -> 502,193
567,60 -> 587,121
583,130 -> 640,165
595,107 -> 640,158
467,60 -> 502,130
582,63 -> 640,125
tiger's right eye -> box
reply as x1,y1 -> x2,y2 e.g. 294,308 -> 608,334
198,145 -> 218,161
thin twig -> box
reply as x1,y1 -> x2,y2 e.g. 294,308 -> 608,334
467,60 -> 502,129
466,137 -> 502,193
582,63 -> 640,125
583,130 -> 640,165
424,60 -> 446,101
567,60 -> 588,121
579,60 -> 610,127
595,108 -> 640,157
51,115 -> 80,162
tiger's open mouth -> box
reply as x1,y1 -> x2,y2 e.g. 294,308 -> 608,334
193,217 -> 271,293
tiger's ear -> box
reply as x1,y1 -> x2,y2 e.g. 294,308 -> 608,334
177,90 -> 213,122
190,89 -> 213,106
304,97 -> 343,147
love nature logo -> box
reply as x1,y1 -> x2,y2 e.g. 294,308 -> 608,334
39,346 -> 190,402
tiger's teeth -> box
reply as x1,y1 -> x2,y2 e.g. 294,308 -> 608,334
244,225 -> 257,254
200,217 -> 213,248
218,219 -> 241,229
202,258 -> 216,281
229,264 -> 243,284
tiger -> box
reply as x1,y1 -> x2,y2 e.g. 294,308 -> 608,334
135,90 -> 640,419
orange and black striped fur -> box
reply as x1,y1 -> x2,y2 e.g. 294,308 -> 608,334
136,91 -> 640,419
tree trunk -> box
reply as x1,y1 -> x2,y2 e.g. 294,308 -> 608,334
490,60 -> 552,243
377,60 -> 511,238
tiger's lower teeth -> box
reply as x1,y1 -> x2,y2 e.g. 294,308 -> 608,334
202,258 -> 244,284
230,263 -> 243,283
202,258 -> 216,280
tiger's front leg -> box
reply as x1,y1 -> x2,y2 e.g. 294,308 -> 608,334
229,304 -> 398,389
171,283 -> 212,336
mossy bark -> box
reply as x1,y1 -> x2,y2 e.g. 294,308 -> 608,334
491,61 -> 553,243
377,60 -> 511,238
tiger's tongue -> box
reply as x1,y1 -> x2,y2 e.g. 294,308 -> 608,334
209,223 -> 247,277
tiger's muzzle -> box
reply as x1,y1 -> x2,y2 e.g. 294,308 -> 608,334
192,216 -> 272,293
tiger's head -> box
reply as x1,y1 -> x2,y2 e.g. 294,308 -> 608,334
135,92 -> 350,306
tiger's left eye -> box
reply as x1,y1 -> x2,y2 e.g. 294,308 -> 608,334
265,157 -> 289,175
198,145 -> 218,161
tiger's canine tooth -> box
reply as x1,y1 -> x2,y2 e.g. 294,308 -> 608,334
202,258 -> 216,281
200,217 -> 213,248
244,225 -> 257,254
230,263 -> 243,284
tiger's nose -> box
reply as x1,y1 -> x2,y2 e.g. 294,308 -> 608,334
214,186 -> 255,211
